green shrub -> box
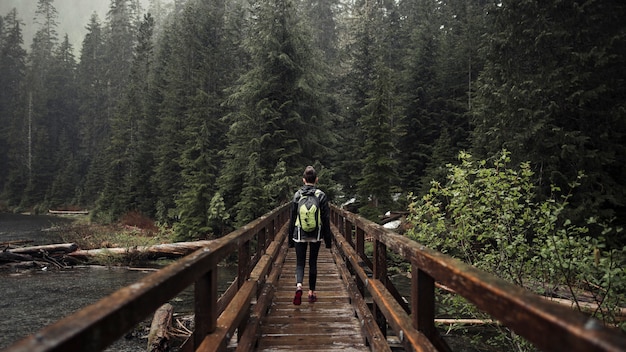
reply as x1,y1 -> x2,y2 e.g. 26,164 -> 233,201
406,150 -> 625,349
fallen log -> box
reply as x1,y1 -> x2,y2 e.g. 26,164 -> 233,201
147,303 -> 173,352
435,319 -> 498,325
68,241 -> 214,259
48,209 -> 89,215
8,243 -> 78,255
0,251 -> 35,263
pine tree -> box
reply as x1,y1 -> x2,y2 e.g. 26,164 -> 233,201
0,9 -> 27,197
173,122 -> 220,240
472,1 -> 626,221
75,14 -> 108,206
333,0 -> 376,197
20,0 -> 60,207
45,34 -> 79,207
396,0 -> 442,193
95,13 -> 156,220
152,0 -> 233,228
104,0 -> 138,114
346,0 -> 401,216
219,0 -> 332,224
357,61 -> 399,214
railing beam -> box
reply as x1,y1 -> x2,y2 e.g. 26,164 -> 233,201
330,204 -> 626,352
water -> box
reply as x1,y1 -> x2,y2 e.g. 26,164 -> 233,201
0,213 -> 237,351
0,212 -> 73,245
0,266 -> 152,351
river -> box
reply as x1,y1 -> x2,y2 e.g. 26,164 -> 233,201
0,213 -> 236,351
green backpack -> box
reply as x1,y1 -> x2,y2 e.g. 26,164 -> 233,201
296,189 -> 322,234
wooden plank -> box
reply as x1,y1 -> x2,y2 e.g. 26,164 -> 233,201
197,280 -> 257,352
369,279 -> 438,352
331,242 -> 391,352
256,247 -> 371,352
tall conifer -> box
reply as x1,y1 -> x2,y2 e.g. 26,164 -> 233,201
0,9 -> 27,202
219,0 -> 332,225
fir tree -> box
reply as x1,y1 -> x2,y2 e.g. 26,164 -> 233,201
45,34 -> 79,207
472,1 -> 626,221
76,14 -> 108,206
0,9 -> 27,201
21,0 -> 60,207
219,0 -> 332,224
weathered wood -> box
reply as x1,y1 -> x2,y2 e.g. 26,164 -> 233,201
48,210 -> 89,215
256,247 -> 371,352
1,203 -> 292,352
235,239 -> 288,352
147,303 -> 173,352
0,251 -> 34,262
68,241 -> 214,259
435,319 -> 497,325
197,280 -> 257,352
8,243 -> 78,255
369,278 -> 439,352
331,242 -> 391,352
331,204 -> 626,352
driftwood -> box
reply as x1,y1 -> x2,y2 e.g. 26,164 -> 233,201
0,243 -> 79,270
147,303 -> 173,352
435,319 -> 498,325
8,243 -> 78,255
68,241 -> 214,259
48,209 -> 89,215
0,251 -> 34,262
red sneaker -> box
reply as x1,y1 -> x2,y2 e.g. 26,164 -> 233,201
293,289 -> 302,305
308,294 -> 317,303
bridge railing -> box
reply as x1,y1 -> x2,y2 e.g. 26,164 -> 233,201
329,204 -> 626,352
3,203 -> 291,352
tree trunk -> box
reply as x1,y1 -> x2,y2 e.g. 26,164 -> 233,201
8,243 -> 78,255
68,241 -> 214,259
147,303 -> 173,352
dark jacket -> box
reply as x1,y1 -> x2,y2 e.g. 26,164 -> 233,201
288,184 -> 331,248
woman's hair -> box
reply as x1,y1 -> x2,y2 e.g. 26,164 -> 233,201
303,166 -> 317,183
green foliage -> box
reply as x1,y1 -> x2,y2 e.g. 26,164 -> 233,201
472,1 -> 626,221
208,192 -> 229,237
406,150 -> 626,346
264,159 -> 296,207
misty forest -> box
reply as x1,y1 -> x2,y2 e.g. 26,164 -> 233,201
1,0 -> 625,237
1,0 -> 626,344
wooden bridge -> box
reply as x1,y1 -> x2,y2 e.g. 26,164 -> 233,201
3,204 -> 626,352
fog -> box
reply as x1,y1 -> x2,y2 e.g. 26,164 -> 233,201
0,0 -> 152,55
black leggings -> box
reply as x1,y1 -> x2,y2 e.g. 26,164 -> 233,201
295,241 -> 321,291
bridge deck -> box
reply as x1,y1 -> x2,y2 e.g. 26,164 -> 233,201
255,246 -> 370,351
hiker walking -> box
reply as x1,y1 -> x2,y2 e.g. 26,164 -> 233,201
288,165 -> 331,305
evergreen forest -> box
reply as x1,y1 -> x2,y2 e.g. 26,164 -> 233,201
0,0 -> 625,248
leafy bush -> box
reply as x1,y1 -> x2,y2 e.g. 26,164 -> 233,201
406,150 -> 625,349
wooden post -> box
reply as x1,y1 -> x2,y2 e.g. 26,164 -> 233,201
344,219 -> 353,248
194,269 -> 218,349
268,218 -> 276,242
238,240 -> 250,289
373,239 -> 388,337
259,228 -> 267,254
412,264 -> 435,335
356,227 -> 365,262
